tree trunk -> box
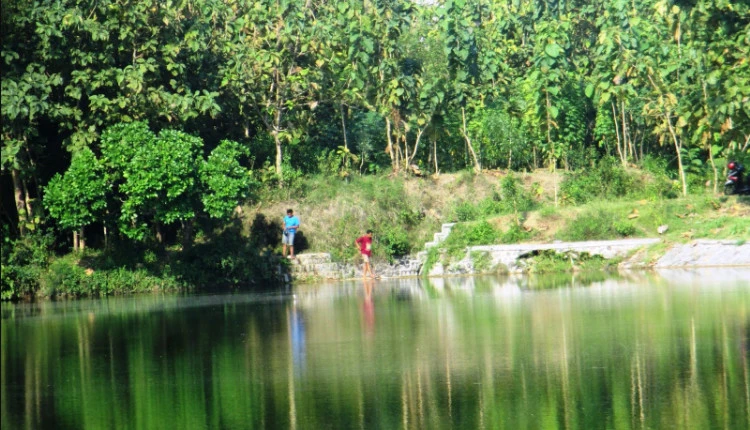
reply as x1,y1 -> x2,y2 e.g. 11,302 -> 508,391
547,93 -> 558,206
405,127 -> 425,169
611,102 -> 625,166
73,230 -> 78,252
385,117 -> 396,170
701,81 -> 718,194
155,223 -> 163,244
182,218 -> 194,250
11,168 -> 28,236
622,100 -> 631,163
79,227 -> 85,251
460,107 -> 481,173
22,177 -> 34,223
340,104 -> 348,152
273,131 -> 283,185
432,139 -> 439,176
665,113 -> 687,197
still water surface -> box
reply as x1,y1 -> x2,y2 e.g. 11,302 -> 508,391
2,269 -> 749,429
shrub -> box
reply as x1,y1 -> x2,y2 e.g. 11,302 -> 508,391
379,226 -> 410,262
558,209 -> 627,241
42,257 -> 87,297
499,174 -> 535,213
470,251 -> 492,272
501,223 -> 531,243
560,157 -> 642,204
452,201 -> 479,222
613,221 -> 637,237
464,220 -> 499,245
1,231 -> 53,300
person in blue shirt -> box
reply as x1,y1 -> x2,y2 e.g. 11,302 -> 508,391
282,208 -> 300,259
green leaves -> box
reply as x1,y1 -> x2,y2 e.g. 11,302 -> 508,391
47,122 -> 252,242
545,43 -> 562,58
44,148 -> 107,232
201,140 -> 253,219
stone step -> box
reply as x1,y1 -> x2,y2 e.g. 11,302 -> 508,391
441,223 -> 456,234
422,223 -> 457,253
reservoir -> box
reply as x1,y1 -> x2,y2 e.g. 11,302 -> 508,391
2,269 -> 749,429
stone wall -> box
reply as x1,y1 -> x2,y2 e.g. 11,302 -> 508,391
288,253 -> 423,281
425,238 -> 661,276
286,238 -> 750,282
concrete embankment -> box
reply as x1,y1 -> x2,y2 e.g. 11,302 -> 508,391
287,238 -> 750,282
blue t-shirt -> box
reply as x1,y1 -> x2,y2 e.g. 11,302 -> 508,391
284,215 -> 300,232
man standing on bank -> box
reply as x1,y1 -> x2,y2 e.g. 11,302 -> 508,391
355,230 -> 375,278
282,209 -> 300,259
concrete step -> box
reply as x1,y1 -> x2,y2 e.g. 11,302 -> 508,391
422,223 -> 457,253
441,223 -> 456,234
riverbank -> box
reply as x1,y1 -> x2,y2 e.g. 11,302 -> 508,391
3,169 -> 749,300
287,238 -> 750,282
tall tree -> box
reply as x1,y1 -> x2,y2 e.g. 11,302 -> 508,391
220,0 -> 323,182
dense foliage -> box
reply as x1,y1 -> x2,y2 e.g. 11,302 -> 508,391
1,0 -> 748,297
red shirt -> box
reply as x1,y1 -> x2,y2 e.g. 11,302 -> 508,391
356,235 -> 373,256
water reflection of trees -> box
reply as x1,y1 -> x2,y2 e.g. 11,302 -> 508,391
2,274 -> 749,429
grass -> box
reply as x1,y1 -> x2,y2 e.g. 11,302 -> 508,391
244,171 -> 750,269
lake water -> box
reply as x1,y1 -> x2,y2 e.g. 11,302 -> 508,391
2,269 -> 749,429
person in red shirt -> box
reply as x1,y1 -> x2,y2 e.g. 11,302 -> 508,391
355,230 -> 375,278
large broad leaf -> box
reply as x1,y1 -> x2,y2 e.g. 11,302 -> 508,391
545,43 -> 561,58
549,105 -> 559,119
585,83 -> 594,98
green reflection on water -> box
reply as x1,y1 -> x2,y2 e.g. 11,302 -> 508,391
2,270 -> 749,429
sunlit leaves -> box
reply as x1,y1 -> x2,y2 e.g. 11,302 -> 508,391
201,140 -> 253,219
43,148 -> 107,232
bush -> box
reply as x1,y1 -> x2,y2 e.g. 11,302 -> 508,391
379,226 -> 410,262
470,251 -> 492,272
613,220 -> 637,237
499,174 -> 535,213
1,230 -> 53,300
42,257 -> 87,296
639,155 -> 679,199
458,175 -> 536,221
464,220 -> 498,245
558,209 -> 639,241
453,201 -> 479,221
447,221 -> 498,248
501,223 -> 531,243
561,157 -> 642,204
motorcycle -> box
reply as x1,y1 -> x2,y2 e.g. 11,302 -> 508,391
724,161 -> 750,195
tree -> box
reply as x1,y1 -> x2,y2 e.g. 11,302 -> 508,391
201,140 -> 254,219
43,148 -> 107,251
118,129 -> 203,244
220,0 -> 323,182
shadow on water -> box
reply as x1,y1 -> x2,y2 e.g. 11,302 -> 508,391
3,269 -> 750,429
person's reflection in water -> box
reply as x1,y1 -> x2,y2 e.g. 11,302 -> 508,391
362,279 -> 375,336
288,302 -> 306,373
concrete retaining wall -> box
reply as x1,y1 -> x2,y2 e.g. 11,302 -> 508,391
287,238 -> 750,282
425,238 -> 661,276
